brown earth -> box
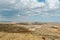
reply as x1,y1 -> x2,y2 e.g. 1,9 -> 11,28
0,23 -> 60,40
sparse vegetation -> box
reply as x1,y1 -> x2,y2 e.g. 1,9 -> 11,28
0,22 -> 60,40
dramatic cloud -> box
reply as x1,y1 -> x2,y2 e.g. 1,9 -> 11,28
0,0 -> 60,22
46,0 -> 59,9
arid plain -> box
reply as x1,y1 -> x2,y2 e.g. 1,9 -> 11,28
0,22 -> 60,40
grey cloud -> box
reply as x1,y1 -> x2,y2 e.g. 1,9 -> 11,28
0,0 -> 60,22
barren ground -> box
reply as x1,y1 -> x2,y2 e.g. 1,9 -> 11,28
0,23 -> 60,40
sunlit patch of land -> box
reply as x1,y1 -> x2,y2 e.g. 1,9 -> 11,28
0,22 -> 60,40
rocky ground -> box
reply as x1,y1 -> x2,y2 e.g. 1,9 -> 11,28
0,23 -> 60,40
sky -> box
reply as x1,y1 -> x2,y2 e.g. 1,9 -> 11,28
0,0 -> 60,22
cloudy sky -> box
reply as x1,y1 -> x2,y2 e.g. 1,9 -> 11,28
0,0 -> 60,22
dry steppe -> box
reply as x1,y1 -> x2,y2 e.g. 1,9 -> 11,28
0,22 -> 60,40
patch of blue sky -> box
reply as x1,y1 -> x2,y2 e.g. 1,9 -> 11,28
37,0 -> 45,2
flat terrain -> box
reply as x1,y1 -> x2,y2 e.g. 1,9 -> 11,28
0,23 -> 60,40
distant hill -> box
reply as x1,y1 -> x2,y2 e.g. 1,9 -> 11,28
0,21 -> 16,24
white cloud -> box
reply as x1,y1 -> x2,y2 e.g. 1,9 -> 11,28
51,13 -> 60,17
9,0 -> 16,4
15,0 -> 45,9
45,0 -> 59,9
0,0 -> 60,22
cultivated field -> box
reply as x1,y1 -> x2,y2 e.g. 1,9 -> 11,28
0,22 -> 60,40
